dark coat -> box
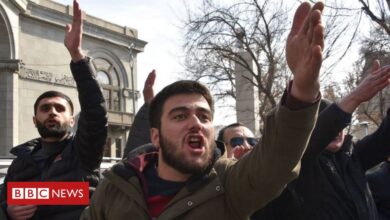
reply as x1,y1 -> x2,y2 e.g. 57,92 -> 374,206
252,103 -> 390,220
367,161 -> 390,220
124,103 -> 151,157
0,58 -> 107,220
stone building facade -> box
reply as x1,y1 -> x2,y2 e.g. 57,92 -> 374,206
0,0 -> 147,157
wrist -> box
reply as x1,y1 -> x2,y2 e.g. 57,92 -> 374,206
291,82 -> 319,103
338,93 -> 360,114
70,49 -> 85,63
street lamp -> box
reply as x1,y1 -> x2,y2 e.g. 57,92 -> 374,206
128,43 -> 136,119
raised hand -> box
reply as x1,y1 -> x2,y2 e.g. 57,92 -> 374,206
338,60 -> 390,113
143,70 -> 156,104
64,0 -> 84,62
286,2 -> 325,102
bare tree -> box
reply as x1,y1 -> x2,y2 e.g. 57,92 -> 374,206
359,0 -> 390,36
343,25 -> 390,128
183,0 -> 291,132
182,0 -> 358,133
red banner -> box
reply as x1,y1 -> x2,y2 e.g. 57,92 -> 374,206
7,182 -> 89,205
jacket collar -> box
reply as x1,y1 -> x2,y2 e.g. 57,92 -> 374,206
10,133 -> 74,158
120,142 -> 222,192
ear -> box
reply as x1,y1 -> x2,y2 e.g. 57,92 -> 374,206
151,128 -> 160,150
33,116 -> 37,128
69,116 -> 75,127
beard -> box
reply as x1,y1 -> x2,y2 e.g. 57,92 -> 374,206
35,119 -> 70,139
159,131 -> 216,176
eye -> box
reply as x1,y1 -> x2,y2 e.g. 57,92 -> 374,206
198,113 -> 211,122
173,114 -> 186,121
55,105 -> 66,113
39,105 -> 50,112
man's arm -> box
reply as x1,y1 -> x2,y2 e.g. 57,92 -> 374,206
305,60 -> 390,159
222,2 -> 324,218
355,99 -> 390,170
123,70 -> 156,158
64,0 -> 107,170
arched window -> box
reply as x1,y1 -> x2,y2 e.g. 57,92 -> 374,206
93,58 -> 121,111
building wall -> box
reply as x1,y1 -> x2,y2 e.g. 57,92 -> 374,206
0,0 -> 147,157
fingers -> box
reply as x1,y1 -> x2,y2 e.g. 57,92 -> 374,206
73,0 -> 81,21
73,0 -> 82,28
376,65 -> 390,86
356,64 -> 390,98
310,25 -> 324,73
300,2 -> 323,36
290,2 -> 311,37
65,24 -> 71,33
308,9 -> 323,44
312,24 -> 324,51
371,59 -> 380,73
312,1 -> 325,11
144,70 -> 156,88
143,70 -> 156,103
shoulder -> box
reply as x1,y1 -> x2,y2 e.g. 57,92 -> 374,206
10,138 -> 40,156
213,158 -> 236,183
109,161 -> 137,181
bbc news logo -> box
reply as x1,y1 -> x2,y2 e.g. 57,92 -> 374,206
7,182 -> 89,205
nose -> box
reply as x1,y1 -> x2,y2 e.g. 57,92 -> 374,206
243,139 -> 251,147
48,106 -> 58,115
187,114 -> 202,132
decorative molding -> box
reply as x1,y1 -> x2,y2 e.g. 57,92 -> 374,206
54,74 -> 76,87
122,88 -> 140,99
18,66 -> 76,87
0,60 -> 22,73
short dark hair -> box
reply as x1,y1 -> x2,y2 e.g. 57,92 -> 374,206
149,80 -> 214,129
34,90 -> 74,115
217,122 -> 244,143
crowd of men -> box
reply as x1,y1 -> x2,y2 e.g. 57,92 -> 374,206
0,0 -> 390,219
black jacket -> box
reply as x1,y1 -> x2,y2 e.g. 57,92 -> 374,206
367,161 -> 390,220
0,58 -> 107,220
253,103 -> 390,220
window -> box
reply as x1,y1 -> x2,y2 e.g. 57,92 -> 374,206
103,138 -> 111,157
93,58 -> 121,111
115,138 -> 122,158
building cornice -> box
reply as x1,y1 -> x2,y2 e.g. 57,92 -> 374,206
8,0 -> 28,13
20,0 -> 147,52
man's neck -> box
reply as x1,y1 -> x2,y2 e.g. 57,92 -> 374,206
41,133 -> 69,143
157,154 -> 190,182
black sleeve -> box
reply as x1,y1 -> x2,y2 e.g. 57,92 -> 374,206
123,102 -> 151,158
354,108 -> 390,171
303,103 -> 351,161
366,162 -> 390,219
70,57 -> 108,171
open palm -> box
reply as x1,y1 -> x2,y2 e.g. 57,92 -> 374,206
64,0 -> 84,62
